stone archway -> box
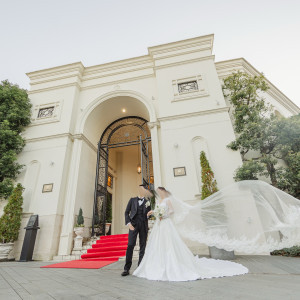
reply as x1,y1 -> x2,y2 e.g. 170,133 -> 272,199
58,93 -> 161,255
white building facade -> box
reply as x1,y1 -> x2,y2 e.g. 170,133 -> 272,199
10,35 -> 299,260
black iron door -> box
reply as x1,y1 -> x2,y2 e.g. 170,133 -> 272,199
92,145 -> 109,236
92,116 -> 152,236
140,135 -> 151,188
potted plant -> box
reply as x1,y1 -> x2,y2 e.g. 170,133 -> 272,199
0,184 -> 24,261
74,208 -> 84,238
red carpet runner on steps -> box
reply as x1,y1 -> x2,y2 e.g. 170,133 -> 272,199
81,233 -> 128,261
41,234 -> 128,269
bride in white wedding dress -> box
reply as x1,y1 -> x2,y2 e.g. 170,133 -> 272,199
133,181 -> 300,282
133,187 -> 248,281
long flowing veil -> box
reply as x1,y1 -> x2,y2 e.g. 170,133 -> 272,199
167,180 -> 300,253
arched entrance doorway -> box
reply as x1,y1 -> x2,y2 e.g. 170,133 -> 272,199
92,116 -> 153,236
58,93 -> 161,256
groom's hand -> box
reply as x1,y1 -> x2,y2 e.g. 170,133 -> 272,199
129,224 -> 135,231
147,210 -> 153,217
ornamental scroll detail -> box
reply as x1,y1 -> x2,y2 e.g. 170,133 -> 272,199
30,101 -> 62,126
172,75 -> 209,102
37,106 -> 55,118
178,80 -> 198,94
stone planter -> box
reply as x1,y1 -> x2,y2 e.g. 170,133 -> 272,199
209,246 -> 235,260
74,226 -> 84,238
0,242 -> 14,261
105,223 -> 111,235
73,227 -> 84,251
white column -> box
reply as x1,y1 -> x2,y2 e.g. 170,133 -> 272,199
58,138 -> 83,255
148,121 -> 162,187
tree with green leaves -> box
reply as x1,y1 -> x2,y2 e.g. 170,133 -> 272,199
223,71 -> 300,199
200,151 -> 218,199
275,114 -> 300,198
0,184 -> 24,243
0,80 -> 31,199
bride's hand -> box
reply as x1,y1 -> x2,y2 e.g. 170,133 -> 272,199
147,210 -> 153,217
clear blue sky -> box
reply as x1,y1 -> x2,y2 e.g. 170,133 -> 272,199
1,0 -> 300,106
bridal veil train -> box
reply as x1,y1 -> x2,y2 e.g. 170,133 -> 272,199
133,180 -> 300,281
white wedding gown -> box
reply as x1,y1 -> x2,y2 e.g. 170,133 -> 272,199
133,197 -> 248,281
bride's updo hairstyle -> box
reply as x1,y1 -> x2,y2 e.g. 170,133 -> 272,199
157,187 -> 171,196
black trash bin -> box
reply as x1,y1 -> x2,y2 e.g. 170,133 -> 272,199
19,215 -> 40,262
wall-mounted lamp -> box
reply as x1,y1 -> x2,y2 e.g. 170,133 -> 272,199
150,176 -> 154,184
137,165 -> 142,174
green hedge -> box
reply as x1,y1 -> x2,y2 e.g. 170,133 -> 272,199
271,246 -> 300,257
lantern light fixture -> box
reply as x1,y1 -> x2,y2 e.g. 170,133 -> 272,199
137,165 -> 142,174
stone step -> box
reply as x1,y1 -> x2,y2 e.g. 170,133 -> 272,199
52,254 -> 81,261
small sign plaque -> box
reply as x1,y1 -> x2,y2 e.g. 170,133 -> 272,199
42,183 -> 53,193
173,167 -> 186,177
27,215 -> 38,227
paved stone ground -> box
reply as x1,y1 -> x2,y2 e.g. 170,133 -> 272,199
0,256 -> 299,300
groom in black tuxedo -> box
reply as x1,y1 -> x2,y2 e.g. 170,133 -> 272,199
121,184 -> 152,276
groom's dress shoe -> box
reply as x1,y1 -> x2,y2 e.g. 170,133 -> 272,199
121,270 -> 130,276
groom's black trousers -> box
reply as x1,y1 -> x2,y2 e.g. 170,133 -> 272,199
124,221 -> 147,271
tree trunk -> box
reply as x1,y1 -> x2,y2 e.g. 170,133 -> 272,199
266,162 -> 277,187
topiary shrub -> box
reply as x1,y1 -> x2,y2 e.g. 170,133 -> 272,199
75,208 -> 84,227
200,151 -> 218,200
0,184 -> 24,243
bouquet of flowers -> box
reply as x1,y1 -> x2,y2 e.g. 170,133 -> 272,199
153,205 -> 166,220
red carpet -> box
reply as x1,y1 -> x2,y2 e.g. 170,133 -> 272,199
41,234 -> 128,269
81,233 -> 128,261
41,260 -> 114,269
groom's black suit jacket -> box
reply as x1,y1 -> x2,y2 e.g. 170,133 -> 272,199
125,197 -> 151,231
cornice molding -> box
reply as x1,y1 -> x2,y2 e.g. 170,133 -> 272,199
148,34 -> 214,56
26,55 -> 215,94
25,132 -> 97,152
30,73 -> 83,86
83,55 -> 152,76
158,106 -> 229,122
25,132 -> 70,143
26,35 -> 215,93
215,58 -> 300,114
81,64 -> 154,83
27,82 -> 81,94
80,73 -> 154,91
26,55 -> 215,93
26,62 -> 84,80
154,55 -> 215,71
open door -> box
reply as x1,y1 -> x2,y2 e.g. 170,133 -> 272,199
139,135 -> 151,188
